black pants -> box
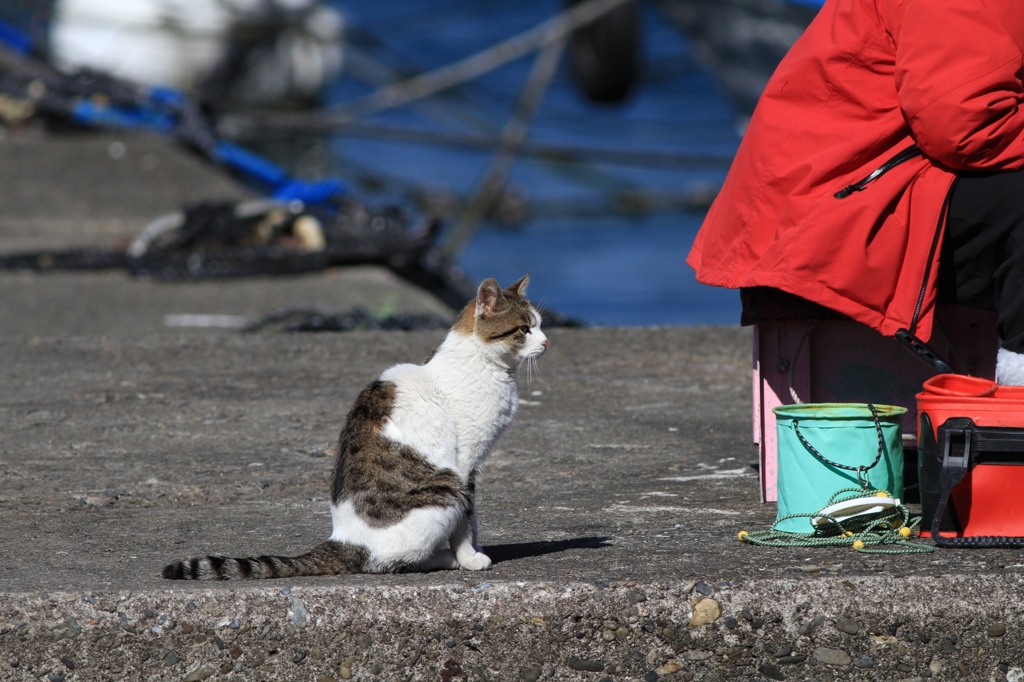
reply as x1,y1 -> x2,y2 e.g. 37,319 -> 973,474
940,169 -> 1024,353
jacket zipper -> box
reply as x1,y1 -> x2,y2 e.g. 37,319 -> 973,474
833,142 -> 960,372
834,144 -> 922,199
908,177 -> 959,336
893,176 -> 960,375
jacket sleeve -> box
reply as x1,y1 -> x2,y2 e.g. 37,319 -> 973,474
894,0 -> 1024,171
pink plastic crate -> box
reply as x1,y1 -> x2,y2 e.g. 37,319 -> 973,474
753,306 -> 997,502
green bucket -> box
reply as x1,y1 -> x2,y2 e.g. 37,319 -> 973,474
773,403 -> 906,533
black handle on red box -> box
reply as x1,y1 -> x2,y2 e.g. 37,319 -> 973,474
931,419 -> 1024,548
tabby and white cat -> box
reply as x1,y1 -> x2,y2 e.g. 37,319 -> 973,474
163,276 -> 546,579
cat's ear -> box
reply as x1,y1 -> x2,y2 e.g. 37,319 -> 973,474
506,274 -> 529,297
476,278 -> 503,318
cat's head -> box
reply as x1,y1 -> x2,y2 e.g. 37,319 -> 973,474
455,275 -> 548,365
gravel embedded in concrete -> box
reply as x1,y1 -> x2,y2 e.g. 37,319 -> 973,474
836,618 -> 860,635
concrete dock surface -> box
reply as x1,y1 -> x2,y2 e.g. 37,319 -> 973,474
0,131 -> 453,338
2,132 -> 1023,681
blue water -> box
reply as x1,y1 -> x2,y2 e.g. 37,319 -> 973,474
5,1 -> 747,325
325,1 -> 746,325
12,0 -> 747,325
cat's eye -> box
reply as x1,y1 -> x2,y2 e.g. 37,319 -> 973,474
519,325 -> 531,334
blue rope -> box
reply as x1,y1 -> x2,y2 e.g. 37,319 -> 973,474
0,19 -> 33,55
0,18 -> 348,207
70,100 -> 175,132
75,96 -> 348,205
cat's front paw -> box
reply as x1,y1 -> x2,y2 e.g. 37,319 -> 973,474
457,551 -> 492,571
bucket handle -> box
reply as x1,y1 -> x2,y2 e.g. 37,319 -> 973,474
792,403 -> 884,489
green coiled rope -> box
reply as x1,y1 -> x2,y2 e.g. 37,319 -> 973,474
739,487 -> 934,555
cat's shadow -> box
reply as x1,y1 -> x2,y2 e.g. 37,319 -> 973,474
484,536 -> 612,565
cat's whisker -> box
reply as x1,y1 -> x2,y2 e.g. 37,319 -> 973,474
520,355 -> 539,385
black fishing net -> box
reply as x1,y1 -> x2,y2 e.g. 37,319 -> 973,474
0,197 -> 480,311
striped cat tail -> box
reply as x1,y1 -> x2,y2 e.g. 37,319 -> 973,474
161,541 -> 368,580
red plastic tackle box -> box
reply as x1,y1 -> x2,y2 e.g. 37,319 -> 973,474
917,374 -> 1024,547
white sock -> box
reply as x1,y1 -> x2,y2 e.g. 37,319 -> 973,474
996,348 -> 1024,386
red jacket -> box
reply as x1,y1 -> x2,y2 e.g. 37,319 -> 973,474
687,0 -> 1024,340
